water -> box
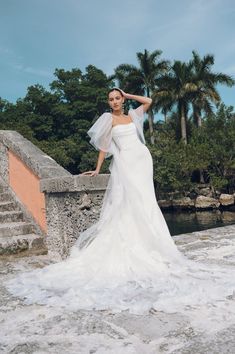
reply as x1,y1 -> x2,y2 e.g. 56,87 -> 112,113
163,210 -> 235,236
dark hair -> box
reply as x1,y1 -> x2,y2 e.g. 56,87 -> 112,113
108,87 -> 123,97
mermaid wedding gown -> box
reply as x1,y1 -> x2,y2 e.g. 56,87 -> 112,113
5,106 -> 235,314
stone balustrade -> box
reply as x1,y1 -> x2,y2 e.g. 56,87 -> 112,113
0,130 -> 109,258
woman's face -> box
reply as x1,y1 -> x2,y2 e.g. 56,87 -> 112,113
108,90 -> 124,112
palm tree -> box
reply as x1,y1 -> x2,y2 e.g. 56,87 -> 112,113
190,51 -> 235,127
154,60 -> 196,144
114,49 -> 169,144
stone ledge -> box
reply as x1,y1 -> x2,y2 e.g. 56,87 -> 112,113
0,130 -> 70,179
40,174 -> 110,193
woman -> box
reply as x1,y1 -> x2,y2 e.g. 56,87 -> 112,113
5,89 -> 235,315
76,88 -> 181,262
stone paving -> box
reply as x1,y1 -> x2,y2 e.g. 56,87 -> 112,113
0,224 -> 235,354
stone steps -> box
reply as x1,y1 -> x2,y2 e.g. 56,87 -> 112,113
0,211 -> 24,223
0,183 -> 47,257
0,233 -> 46,256
0,185 -> 7,193
0,192 -> 12,202
0,221 -> 34,237
0,201 -> 19,212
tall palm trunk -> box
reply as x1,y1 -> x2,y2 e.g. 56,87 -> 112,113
146,87 -> 155,145
164,112 -> 167,123
179,103 -> 187,144
196,113 -> 202,127
193,107 -> 202,127
193,106 -> 205,182
148,108 -> 155,145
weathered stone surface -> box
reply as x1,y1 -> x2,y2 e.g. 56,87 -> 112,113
0,130 -> 70,179
40,175 -> 78,193
158,199 -> 172,209
0,225 -> 235,353
45,191 -> 105,259
195,195 -> 220,209
219,193 -> 235,206
41,174 -> 109,258
172,197 -> 195,209
40,174 -> 110,193
198,187 -> 213,197
0,179 -> 47,257
0,234 -> 47,256
0,142 -> 8,183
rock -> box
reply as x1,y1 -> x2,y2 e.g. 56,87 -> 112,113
198,187 -> 213,197
172,197 -> 194,209
158,200 -> 172,209
219,194 -> 235,206
195,196 -> 220,209
78,194 -> 92,210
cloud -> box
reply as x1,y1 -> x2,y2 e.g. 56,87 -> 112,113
222,65 -> 235,76
0,46 -> 12,54
11,63 -> 52,78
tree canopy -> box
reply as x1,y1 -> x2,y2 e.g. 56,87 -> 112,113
0,50 -> 234,192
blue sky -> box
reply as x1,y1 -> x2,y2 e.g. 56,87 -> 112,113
1,0 -> 235,108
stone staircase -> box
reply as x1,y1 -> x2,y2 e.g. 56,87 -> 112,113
0,182 -> 47,257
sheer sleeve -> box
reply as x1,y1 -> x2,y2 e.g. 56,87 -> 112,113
87,112 -> 113,158
133,104 -> 144,119
129,105 -> 146,144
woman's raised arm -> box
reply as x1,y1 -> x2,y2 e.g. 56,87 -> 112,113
120,90 -> 152,112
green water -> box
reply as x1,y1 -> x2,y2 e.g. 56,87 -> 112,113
163,210 -> 235,236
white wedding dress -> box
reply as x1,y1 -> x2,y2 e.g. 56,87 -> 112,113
5,106 -> 235,315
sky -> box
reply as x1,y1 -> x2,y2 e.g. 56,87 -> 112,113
1,0 -> 235,108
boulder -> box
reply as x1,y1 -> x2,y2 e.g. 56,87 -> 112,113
195,196 -> 220,209
199,187 -> 213,197
219,194 -> 235,206
158,199 -> 172,209
172,197 -> 194,209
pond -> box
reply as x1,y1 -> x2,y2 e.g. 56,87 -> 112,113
163,210 -> 235,236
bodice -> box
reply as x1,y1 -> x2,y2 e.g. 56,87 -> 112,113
111,122 -> 142,150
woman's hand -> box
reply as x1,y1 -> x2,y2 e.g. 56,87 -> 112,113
119,90 -> 152,112
120,89 -> 130,99
79,170 -> 99,177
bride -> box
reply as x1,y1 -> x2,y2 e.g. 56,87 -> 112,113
5,88 -> 235,315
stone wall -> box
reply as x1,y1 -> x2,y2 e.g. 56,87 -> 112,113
0,130 -> 71,236
41,174 -> 109,259
0,130 -> 110,258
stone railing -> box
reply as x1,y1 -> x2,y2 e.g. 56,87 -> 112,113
0,130 -> 109,258
41,174 -> 109,258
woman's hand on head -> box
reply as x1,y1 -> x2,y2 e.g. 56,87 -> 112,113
79,170 -> 99,177
120,89 -> 129,99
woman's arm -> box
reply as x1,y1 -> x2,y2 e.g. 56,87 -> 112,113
120,90 -> 152,112
80,150 -> 106,176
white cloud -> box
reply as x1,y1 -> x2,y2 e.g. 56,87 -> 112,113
0,46 -> 12,54
11,63 -> 52,78
222,64 -> 235,76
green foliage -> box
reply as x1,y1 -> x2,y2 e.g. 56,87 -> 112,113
0,53 -> 234,194
150,103 -> 235,192
0,65 -> 113,174
150,129 -> 193,192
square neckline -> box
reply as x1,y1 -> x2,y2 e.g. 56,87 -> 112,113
112,122 -> 134,129
110,112 -> 134,129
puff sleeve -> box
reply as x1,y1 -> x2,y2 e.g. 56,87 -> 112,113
87,112 -> 113,158
129,105 -> 146,145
